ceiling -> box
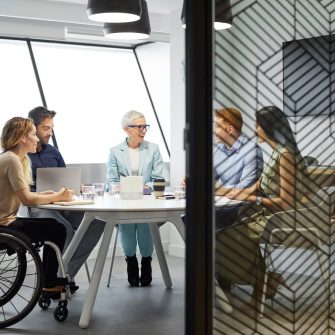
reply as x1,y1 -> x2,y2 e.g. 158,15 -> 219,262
46,0 -> 183,15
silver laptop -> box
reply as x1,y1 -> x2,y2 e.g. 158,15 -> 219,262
36,167 -> 81,195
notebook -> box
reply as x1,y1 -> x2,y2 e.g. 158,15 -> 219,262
36,167 -> 81,196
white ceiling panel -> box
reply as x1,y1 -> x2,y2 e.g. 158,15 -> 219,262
46,0 -> 183,14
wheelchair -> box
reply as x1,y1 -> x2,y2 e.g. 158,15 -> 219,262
0,228 -> 70,328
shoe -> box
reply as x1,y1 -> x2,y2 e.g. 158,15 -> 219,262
216,276 -> 232,293
126,255 -> 139,287
44,277 -> 68,289
69,281 -> 79,294
265,272 -> 287,300
140,256 -> 152,287
248,272 -> 287,304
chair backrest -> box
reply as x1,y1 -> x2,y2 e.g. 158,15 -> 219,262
263,186 -> 335,247
308,186 -> 335,213
303,156 -> 319,166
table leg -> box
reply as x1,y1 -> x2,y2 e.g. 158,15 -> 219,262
79,220 -> 116,328
149,223 -> 172,288
63,213 -> 95,268
169,216 -> 185,241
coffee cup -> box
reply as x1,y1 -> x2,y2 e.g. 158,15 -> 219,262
153,178 -> 165,197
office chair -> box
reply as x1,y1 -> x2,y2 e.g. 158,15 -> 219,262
260,186 -> 335,317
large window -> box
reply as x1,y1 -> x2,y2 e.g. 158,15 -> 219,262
0,39 -> 42,128
0,38 -> 170,164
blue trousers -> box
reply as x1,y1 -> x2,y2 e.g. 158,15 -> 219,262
119,223 -> 153,257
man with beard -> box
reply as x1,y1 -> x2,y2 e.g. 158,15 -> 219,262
27,106 -> 105,293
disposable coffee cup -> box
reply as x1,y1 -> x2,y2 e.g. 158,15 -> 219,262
153,178 -> 165,197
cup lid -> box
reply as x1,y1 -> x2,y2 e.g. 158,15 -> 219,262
153,178 -> 165,182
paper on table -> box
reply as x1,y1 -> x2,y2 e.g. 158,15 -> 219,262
53,199 -> 95,206
53,195 -> 95,206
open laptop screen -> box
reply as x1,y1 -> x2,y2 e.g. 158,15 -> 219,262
36,167 -> 81,195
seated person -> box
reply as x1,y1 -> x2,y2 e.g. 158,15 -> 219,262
0,117 -> 73,294
27,106 -> 105,291
182,107 -> 263,229
213,107 -> 263,229
216,106 -> 307,308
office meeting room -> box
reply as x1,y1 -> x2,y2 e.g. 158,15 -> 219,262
0,0 -> 335,334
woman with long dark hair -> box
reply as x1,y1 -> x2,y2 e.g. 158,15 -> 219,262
216,106 -> 307,307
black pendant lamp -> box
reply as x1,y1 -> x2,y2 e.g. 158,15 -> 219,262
103,0 -> 150,40
87,0 -> 142,23
181,0 -> 233,30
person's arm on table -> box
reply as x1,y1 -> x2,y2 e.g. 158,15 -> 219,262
16,187 -> 73,206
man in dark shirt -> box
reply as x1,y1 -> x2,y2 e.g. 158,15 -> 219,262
28,106 -> 105,291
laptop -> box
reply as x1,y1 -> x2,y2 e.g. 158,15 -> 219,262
36,167 -> 81,195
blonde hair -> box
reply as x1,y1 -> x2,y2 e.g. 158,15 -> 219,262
1,117 -> 34,185
215,108 -> 243,131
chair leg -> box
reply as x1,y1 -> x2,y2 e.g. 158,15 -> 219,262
260,242 -> 272,318
315,242 -> 335,311
84,261 -> 91,283
107,227 -> 119,287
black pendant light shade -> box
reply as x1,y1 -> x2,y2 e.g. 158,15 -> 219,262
87,0 -> 142,23
103,0 -> 150,40
181,2 -> 186,29
215,0 -> 233,30
181,0 -> 233,30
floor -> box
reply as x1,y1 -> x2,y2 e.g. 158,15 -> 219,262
4,255 -> 185,335
214,273 -> 335,335
3,254 -> 335,335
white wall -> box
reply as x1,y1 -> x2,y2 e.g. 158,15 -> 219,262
168,8 -> 186,258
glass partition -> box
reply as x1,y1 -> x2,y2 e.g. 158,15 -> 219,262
213,1 -> 335,334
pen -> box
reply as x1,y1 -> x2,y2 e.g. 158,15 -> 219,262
119,172 -> 126,177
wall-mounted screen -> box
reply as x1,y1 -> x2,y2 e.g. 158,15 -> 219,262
283,34 -> 334,116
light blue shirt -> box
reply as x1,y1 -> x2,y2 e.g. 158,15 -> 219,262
106,139 -> 164,189
214,134 -> 263,189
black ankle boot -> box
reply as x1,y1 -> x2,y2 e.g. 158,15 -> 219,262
126,255 -> 139,287
140,256 -> 152,287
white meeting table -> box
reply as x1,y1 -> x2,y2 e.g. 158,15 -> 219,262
38,194 -> 239,328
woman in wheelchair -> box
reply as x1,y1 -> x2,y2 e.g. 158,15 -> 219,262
0,117 -> 73,296
216,106 -> 307,309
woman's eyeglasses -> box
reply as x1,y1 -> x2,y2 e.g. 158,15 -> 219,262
127,125 -> 150,131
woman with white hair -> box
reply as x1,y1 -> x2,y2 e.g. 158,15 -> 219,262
106,110 -> 164,287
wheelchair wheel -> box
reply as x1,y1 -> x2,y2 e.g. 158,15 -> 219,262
0,231 -> 44,328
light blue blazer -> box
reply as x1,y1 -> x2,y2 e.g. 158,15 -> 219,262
106,139 -> 164,187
